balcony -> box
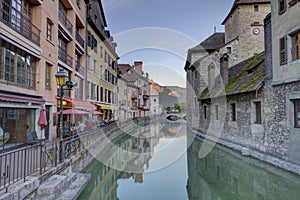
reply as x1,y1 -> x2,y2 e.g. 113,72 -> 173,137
58,47 -> 73,67
143,95 -> 150,100
58,9 -> 72,36
76,31 -> 84,49
0,0 -> 40,45
75,61 -> 84,75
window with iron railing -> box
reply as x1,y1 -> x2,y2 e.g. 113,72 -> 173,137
0,0 -> 40,45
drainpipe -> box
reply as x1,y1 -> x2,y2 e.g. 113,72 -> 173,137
84,0 -> 91,102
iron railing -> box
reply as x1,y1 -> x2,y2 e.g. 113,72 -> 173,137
0,0 -> 40,45
76,30 -> 84,48
0,121 -> 121,191
58,9 -> 72,35
75,61 -> 85,75
58,47 -> 73,67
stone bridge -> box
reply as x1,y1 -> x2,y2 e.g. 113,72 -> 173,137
165,112 -> 186,121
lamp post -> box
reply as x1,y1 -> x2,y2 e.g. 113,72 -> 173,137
55,68 -> 67,163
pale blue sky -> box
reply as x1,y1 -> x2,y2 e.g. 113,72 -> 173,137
102,0 -> 234,87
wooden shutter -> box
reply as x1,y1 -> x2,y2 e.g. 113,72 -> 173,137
280,36 -> 287,65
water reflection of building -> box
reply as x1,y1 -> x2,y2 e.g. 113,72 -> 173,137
186,137 -> 300,200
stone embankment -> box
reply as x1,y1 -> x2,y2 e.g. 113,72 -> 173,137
191,127 -> 300,176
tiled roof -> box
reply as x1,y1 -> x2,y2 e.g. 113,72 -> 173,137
189,32 -> 225,52
199,52 -> 265,100
222,0 -> 270,25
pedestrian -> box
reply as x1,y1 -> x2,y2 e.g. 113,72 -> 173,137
78,121 -> 86,132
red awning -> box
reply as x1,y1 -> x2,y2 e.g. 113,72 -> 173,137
54,109 -> 89,115
63,98 -> 96,110
0,92 -> 45,105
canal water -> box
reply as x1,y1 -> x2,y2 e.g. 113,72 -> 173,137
78,121 -> 300,200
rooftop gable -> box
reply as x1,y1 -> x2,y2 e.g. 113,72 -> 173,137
222,0 -> 270,25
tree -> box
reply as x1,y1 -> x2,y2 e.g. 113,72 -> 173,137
180,102 -> 186,113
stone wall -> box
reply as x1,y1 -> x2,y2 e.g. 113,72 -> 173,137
264,80 -> 300,165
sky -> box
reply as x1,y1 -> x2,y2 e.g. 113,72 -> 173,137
101,0 -> 234,87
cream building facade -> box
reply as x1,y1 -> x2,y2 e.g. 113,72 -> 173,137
86,0 -> 118,120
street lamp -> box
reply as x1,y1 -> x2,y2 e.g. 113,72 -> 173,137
55,68 -> 67,163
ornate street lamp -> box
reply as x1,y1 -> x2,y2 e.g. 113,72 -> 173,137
55,68 -> 67,163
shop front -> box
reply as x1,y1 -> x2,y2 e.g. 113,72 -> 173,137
0,91 -> 45,151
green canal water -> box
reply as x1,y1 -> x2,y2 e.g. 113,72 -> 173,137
77,122 -> 300,200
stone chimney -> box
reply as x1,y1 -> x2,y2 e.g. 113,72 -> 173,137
220,53 -> 229,85
145,72 -> 149,80
264,13 -> 272,80
134,61 -> 143,76
208,63 -> 215,89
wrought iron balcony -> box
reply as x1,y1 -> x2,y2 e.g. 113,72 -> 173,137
0,0 -> 40,45
58,9 -> 72,35
75,61 -> 84,75
58,47 -> 73,67
76,30 -> 84,48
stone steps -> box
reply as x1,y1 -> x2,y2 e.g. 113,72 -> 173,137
34,173 -> 90,200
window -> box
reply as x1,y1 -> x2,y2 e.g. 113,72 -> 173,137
254,5 -> 259,12
0,40 -> 36,89
204,106 -> 207,119
226,47 -> 232,54
291,30 -> 300,61
254,102 -> 262,124
280,36 -> 287,65
45,63 -> 52,88
100,86 -> 103,102
100,65 -> 103,78
100,46 -> 103,58
87,31 -> 92,47
94,59 -> 97,74
294,99 -> 300,128
278,0 -> 286,15
215,105 -> 219,120
230,103 -> 236,122
46,19 -> 53,41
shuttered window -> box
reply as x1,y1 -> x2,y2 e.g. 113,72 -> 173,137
291,30 -> 300,61
294,100 -> 300,128
280,36 -> 287,65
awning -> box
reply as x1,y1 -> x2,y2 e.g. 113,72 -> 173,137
0,92 -> 45,105
94,103 -> 117,110
54,108 -> 89,115
63,98 -> 96,110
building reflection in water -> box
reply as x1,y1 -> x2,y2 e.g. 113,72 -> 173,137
78,121 -> 186,200
186,133 -> 300,200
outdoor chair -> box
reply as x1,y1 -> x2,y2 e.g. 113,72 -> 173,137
26,131 -> 45,145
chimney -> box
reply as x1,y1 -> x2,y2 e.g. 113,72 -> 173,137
134,61 -> 143,76
264,13 -> 272,80
145,72 -> 149,80
208,63 -> 215,89
220,53 -> 229,85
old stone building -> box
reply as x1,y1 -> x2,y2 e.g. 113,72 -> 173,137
186,0 -> 300,174
261,1 -> 300,166
185,0 -> 271,130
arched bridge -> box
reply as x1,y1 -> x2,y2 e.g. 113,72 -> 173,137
165,113 -> 186,121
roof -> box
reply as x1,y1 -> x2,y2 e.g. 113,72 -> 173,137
189,32 -> 225,52
118,64 -> 132,75
222,0 -> 270,25
199,52 -> 265,100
